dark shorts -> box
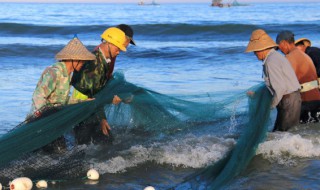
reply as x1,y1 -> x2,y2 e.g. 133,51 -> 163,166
300,100 -> 320,122
274,91 -> 301,131
74,114 -> 113,145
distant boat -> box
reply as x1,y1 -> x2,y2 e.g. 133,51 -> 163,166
211,0 -> 231,8
138,0 -> 160,6
211,0 -> 248,7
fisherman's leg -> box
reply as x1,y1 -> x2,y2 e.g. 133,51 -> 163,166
90,118 -> 113,145
306,100 -> 320,122
74,119 -> 95,145
285,91 -> 301,130
89,108 -> 114,145
300,102 -> 311,123
274,105 -> 284,131
300,100 -> 320,123
91,127 -> 113,145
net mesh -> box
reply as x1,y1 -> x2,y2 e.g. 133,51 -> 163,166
173,83 -> 272,189
0,72 -> 272,188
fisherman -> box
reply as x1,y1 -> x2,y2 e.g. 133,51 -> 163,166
27,36 -> 96,152
246,29 -> 301,131
295,38 -> 320,82
70,25 -> 136,145
276,31 -> 320,123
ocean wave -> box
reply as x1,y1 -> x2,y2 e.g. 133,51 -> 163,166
92,123 -> 320,174
133,23 -> 257,36
0,40 -> 247,59
0,22 -> 104,36
93,134 -> 235,174
1,22 -> 319,38
257,128 -> 320,165
0,44 -> 61,58
0,37 -> 246,48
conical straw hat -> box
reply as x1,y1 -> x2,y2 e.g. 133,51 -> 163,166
55,37 -> 96,61
295,38 -> 311,47
246,29 -> 278,52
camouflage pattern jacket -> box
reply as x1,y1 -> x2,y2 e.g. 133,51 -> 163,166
71,48 -> 114,98
30,62 -> 71,114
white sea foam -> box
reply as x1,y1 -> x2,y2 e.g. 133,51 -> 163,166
94,134 -> 235,174
256,131 -> 320,165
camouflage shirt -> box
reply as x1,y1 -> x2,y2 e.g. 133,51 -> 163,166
71,48 -> 114,98
30,62 -> 71,113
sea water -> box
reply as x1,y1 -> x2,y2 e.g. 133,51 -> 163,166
0,2 -> 320,189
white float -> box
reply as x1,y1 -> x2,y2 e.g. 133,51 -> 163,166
0,183 -> 2,190
144,186 -> 155,190
36,180 -> 48,189
87,169 -> 100,180
9,177 -> 33,190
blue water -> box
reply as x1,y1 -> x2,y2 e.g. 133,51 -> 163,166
1,2 -> 320,189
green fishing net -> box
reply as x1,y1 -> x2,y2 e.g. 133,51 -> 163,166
0,72 -> 272,188
174,83 -> 272,189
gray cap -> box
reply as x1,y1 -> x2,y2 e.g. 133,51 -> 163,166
276,30 -> 294,44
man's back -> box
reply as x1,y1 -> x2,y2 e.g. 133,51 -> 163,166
286,47 -> 320,102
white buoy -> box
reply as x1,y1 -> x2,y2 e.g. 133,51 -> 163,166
9,177 -> 33,190
0,183 -> 2,190
144,186 -> 155,190
36,180 -> 48,189
87,169 -> 99,180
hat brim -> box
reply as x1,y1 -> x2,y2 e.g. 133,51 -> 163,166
130,38 -> 136,46
246,43 -> 278,53
295,38 -> 311,47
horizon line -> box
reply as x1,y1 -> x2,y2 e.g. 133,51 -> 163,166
0,0 -> 319,5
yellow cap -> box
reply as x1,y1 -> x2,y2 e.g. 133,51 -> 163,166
101,27 -> 127,52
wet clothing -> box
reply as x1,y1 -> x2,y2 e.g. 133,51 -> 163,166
305,46 -> 320,78
285,47 -> 320,122
29,62 -> 71,116
274,91 -> 301,131
262,49 -> 301,131
71,47 -> 115,145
